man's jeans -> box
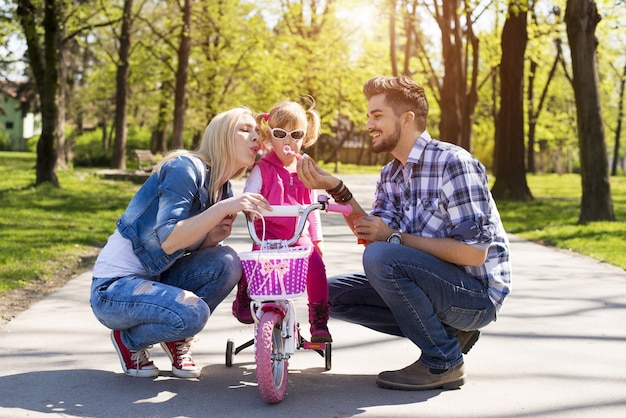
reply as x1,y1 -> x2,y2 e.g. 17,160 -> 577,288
91,246 -> 241,351
328,242 -> 495,369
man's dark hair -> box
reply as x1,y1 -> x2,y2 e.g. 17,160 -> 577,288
363,75 -> 428,129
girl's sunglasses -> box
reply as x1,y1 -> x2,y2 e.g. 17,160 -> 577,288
270,127 -> 305,141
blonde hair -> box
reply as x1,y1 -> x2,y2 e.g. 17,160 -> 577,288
256,97 -> 321,148
154,107 -> 255,203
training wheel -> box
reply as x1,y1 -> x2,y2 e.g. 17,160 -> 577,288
324,342 -> 332,370
226,339 -> 234,367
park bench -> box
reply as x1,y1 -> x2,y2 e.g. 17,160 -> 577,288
133,149 -> 157,172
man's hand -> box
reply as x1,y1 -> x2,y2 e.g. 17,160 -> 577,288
354,215 -> 393,243
296,156 -> 340,190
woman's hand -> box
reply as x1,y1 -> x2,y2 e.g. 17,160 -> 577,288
222,192 -> 271,217
199,214 -> 236,248
162,193 -> 270,254
296,156 -> 341,191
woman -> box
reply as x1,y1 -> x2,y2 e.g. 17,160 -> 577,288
90,107 -> 270,378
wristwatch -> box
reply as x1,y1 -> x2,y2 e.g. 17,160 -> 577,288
386,230 -> 402,245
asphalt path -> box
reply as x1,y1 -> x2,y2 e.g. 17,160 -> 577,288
1,174 -> 625,417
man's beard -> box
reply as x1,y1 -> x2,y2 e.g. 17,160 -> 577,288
371,121 -> 401,153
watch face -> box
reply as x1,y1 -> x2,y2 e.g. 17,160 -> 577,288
388,232 -> 402,244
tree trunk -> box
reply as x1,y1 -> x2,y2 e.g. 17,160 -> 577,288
611,64 -> 626,176
437,0 -> 463,147
111,0 -> 133,170
171,0 -> 192,150
565,0 -> 614,222
527,59 -> 538,174
527,39 -> 564,174
389,0 -> 397,77
492,3 -> 532,201
100,114 -> 109,151
151,94 -> 168,154
56,40 -> 67,170
16,0 -> 60,187
461,4 -> 479,153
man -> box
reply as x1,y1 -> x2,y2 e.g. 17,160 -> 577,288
297,75 -> 511,391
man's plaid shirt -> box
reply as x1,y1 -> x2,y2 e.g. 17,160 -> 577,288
371,131 -> 512,314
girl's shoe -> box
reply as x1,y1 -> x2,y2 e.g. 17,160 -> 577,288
231,278 -> 253,324
309,302 -> 332,343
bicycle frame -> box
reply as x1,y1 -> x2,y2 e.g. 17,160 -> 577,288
226,195 -> 351,403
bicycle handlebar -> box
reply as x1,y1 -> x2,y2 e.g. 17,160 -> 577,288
246,195 -> 352,247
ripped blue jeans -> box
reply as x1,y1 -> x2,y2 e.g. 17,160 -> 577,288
328,242 -> 496,369
90,246 -> 241,351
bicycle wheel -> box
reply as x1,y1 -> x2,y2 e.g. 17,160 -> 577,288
255,310 -> 288,404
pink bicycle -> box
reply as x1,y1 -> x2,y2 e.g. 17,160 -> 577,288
225,195 -> 351,404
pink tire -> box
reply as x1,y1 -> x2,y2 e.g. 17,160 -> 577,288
255,311 -> 288,403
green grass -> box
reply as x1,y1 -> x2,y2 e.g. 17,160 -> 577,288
496,174 -> 626,267
318,161 -> 383,175
0,152 -> 139,294
1,152 -> 625,299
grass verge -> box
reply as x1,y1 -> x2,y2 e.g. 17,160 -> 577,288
0,152 -> 139,295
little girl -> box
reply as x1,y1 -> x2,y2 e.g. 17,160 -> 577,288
232,99 -> 332,343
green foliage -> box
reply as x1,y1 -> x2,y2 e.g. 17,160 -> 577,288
125,125 -> 153,151
72,130 -> 109,167
3,0 -> 625,181
0,131 -> 11,151
72,125 -> 153,168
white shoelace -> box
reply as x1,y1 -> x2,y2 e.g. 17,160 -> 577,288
174,338 -> 196,366
130,348 -> 152,371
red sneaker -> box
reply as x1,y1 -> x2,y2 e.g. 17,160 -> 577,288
160,337 -> 201,378
110,330 -> 159,378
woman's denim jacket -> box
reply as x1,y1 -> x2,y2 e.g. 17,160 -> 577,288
115,155 -> 232,276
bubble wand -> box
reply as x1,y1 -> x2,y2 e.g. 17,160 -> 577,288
283,145 -> 305,160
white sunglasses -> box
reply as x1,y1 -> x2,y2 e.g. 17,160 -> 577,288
270,127 -> 305,141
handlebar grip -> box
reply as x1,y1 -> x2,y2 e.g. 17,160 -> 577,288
326,203 -> 352,216
259,205 -> 303,217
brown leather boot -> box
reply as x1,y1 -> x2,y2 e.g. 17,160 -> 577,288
456,330 -> 480,354
376,360 -> 465,391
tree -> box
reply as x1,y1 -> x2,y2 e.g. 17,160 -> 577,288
385,0 -> 484,151
15,0 -> 116,181
171,0 -> 192,150
526,4 -> 566,174
432,0 -> 480,151
16,0 -> 61,186
492,1 -> 533,201
111,0 -> 134,170
612,63 -> 626,175
565,0 -> 614,222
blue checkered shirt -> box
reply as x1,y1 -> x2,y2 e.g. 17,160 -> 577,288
371,131 -> 512,313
